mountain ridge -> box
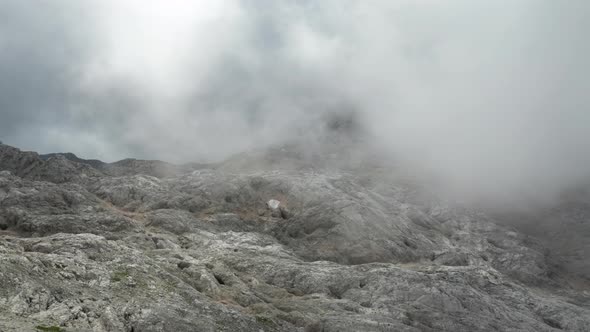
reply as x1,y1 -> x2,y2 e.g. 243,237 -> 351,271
0,142 -> 588,331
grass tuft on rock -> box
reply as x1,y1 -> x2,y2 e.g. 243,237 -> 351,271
36,325 -> 65,332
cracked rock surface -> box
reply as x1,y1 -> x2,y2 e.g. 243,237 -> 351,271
0,143 -> 589,331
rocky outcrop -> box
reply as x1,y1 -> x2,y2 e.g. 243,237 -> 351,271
0,143 -> 589,331
0,144 -> 102,183
40,151 -> 206,178
41,152 -> 107,169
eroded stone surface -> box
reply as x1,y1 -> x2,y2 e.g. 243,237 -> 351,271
0,143 -> 589,331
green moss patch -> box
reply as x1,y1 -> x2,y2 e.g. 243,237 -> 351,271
36,326 -> 65,332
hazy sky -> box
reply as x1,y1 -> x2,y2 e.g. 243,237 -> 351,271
0,0 -> 588,203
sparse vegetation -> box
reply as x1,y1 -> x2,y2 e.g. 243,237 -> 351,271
110,270 -> 129,282
36,326 -> 65,332
255,315 -> 275,325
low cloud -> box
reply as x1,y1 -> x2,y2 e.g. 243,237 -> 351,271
0,0 -> 588,205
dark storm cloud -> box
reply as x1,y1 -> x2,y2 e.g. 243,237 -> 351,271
0,0 -> 589,205
0,1 -> 142,159
0,2 -> 89,134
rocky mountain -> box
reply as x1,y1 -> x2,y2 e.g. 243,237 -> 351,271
40,153 -> 107,170
39,152 -> 207,179
0,142 -> 589,331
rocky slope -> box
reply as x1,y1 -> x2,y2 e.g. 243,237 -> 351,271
0,143 -> 589,331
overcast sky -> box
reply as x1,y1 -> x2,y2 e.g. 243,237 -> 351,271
0,0 -> 589,203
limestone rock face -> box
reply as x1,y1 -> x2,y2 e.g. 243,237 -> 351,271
267,199 -> 281,210
0,144 -> 102,184
0,143 -> 589,331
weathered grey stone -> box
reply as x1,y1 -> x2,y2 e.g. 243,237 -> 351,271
0,143 -> 589,331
